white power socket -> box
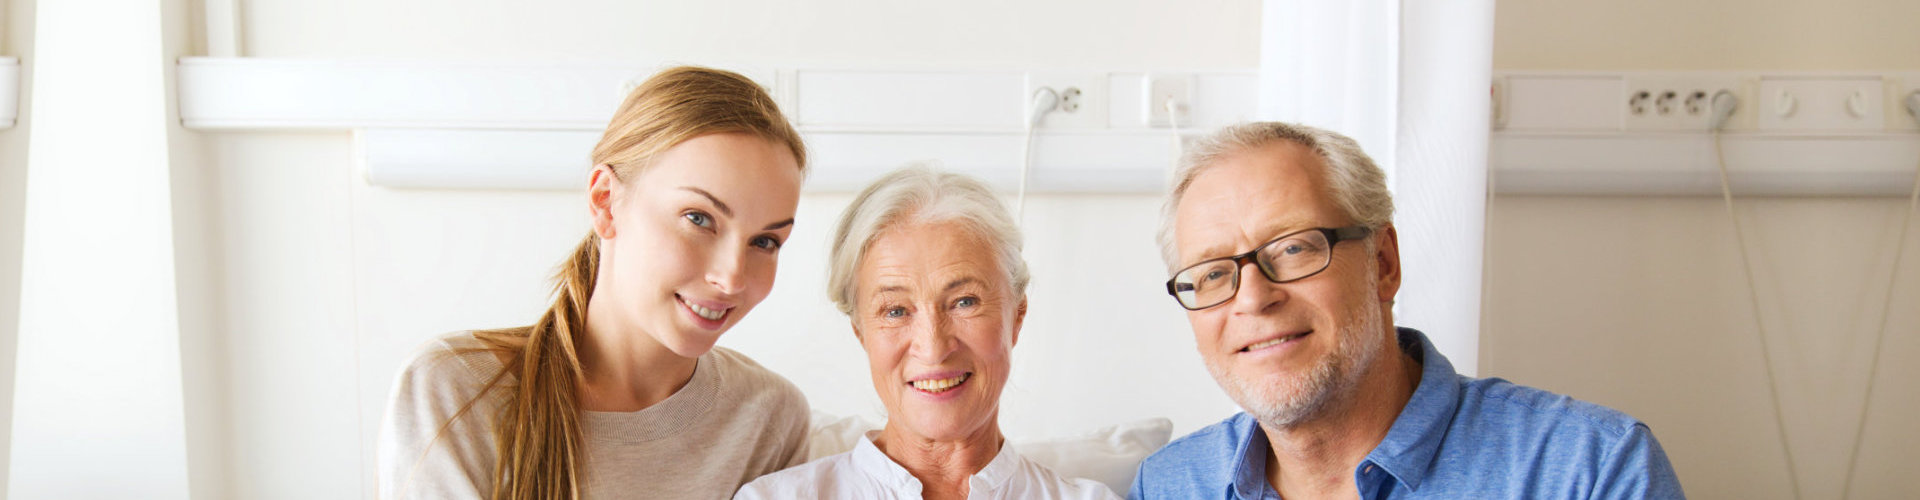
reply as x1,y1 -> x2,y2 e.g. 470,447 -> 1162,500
1025,73 -> 1108,130
1886,76 -> 1920,132
1624,75 -> 1745,131
1145,73 -> 1195,128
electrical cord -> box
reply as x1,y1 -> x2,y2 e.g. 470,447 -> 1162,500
1838,90 -> 1920,500
1017,87 -> 1060,221
1706,91 -> 1803,500
1710,90 -> 1920,500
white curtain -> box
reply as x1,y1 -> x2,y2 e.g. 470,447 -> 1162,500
1258,0 -> 1494,375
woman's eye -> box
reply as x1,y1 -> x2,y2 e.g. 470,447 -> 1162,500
884,307 -> 907,318
954,297 -> 979,308
752,236 -> 783,250
684,212 -> 713,228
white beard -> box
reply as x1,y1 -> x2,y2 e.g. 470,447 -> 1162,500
1207,298 -> 1387,429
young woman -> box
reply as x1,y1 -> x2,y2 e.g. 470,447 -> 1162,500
377,66 -> 812,499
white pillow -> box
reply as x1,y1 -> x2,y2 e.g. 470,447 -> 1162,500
804,411 -> 1173,495
806,411 -> 881,461
1012,417 -> 1173,495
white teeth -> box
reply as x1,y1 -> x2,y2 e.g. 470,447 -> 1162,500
910,373 -> 970,393
686,301 -> 726,321
1246,333 -> 1304,351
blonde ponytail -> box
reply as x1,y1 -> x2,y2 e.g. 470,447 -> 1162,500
469,234 -> 597,499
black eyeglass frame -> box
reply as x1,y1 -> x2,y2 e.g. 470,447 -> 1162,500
1164,225 -> 1375,311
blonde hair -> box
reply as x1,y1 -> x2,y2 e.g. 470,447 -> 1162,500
451,66 -> 804,500
1157,122 -> 1393,270
827,165 -> 1029,318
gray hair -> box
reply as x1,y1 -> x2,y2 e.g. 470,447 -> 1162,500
828,165 -> 1031,316
1157,122 -> 1394,270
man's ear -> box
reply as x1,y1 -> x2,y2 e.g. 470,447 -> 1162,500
1373,224 -> 1402,303
588,164 -> 621,240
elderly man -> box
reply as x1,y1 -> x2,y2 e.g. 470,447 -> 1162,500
1130,122 -> 1683,499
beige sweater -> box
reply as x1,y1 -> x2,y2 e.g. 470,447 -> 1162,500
377,332 -> 811,499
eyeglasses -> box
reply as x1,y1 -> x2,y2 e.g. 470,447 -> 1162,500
1165,226 -> 1374,310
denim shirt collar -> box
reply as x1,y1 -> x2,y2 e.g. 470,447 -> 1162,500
1361,327 -> 1459,492
1226,327 -> 1460,497
1230,422 -> 1275,499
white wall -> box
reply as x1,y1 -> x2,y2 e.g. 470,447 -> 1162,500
239,0 -> 1260,68
1488,2 -> 1920,498
1485,197 -> 1920,500
1495,0 -> 1920,70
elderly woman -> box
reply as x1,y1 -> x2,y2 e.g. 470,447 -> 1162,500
735,167 -> 1117,499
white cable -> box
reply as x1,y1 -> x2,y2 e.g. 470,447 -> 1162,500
1017,87 -> 1059,221
1839,94 -> 1920,500
1709,125 -> 1804,500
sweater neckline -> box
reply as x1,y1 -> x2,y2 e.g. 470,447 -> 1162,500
580,350 -> 727,443
456,332 -> 729,444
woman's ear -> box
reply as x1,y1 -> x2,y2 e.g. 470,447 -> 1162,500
1011,297 -> 1028,347
588,164 -> 621,240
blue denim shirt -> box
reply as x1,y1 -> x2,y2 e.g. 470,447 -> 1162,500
1129,328 -> 1684,499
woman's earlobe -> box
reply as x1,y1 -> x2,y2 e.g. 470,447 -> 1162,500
1011,298 -> 1028,346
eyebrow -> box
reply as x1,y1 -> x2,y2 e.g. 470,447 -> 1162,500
943,277 -> 982,293
868,277 -> 981,298
679,187 -> 732,217
681,186 -> 795,231
1188,219 -> 1314,263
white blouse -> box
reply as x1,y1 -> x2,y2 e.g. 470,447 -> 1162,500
734,431 -> 1120,500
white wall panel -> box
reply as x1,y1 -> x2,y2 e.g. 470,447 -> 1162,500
794,71 -> 1022,130
1502,75 -> 1623,131
185,63 -> 1920,198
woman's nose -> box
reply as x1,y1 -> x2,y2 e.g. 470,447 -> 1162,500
706,247 -> 748,295
908,313 -> 958,362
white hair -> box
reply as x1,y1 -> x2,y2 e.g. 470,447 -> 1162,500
1157,122 -> 1395,270
828,165 -> 1030,316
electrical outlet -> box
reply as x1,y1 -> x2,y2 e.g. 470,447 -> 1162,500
1624,75 -> 1744,131
1145,73 -> 1194,128
1757,76 -> 1884,132
1888,75 -> 1920,131
1025,73 -> 1109,130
